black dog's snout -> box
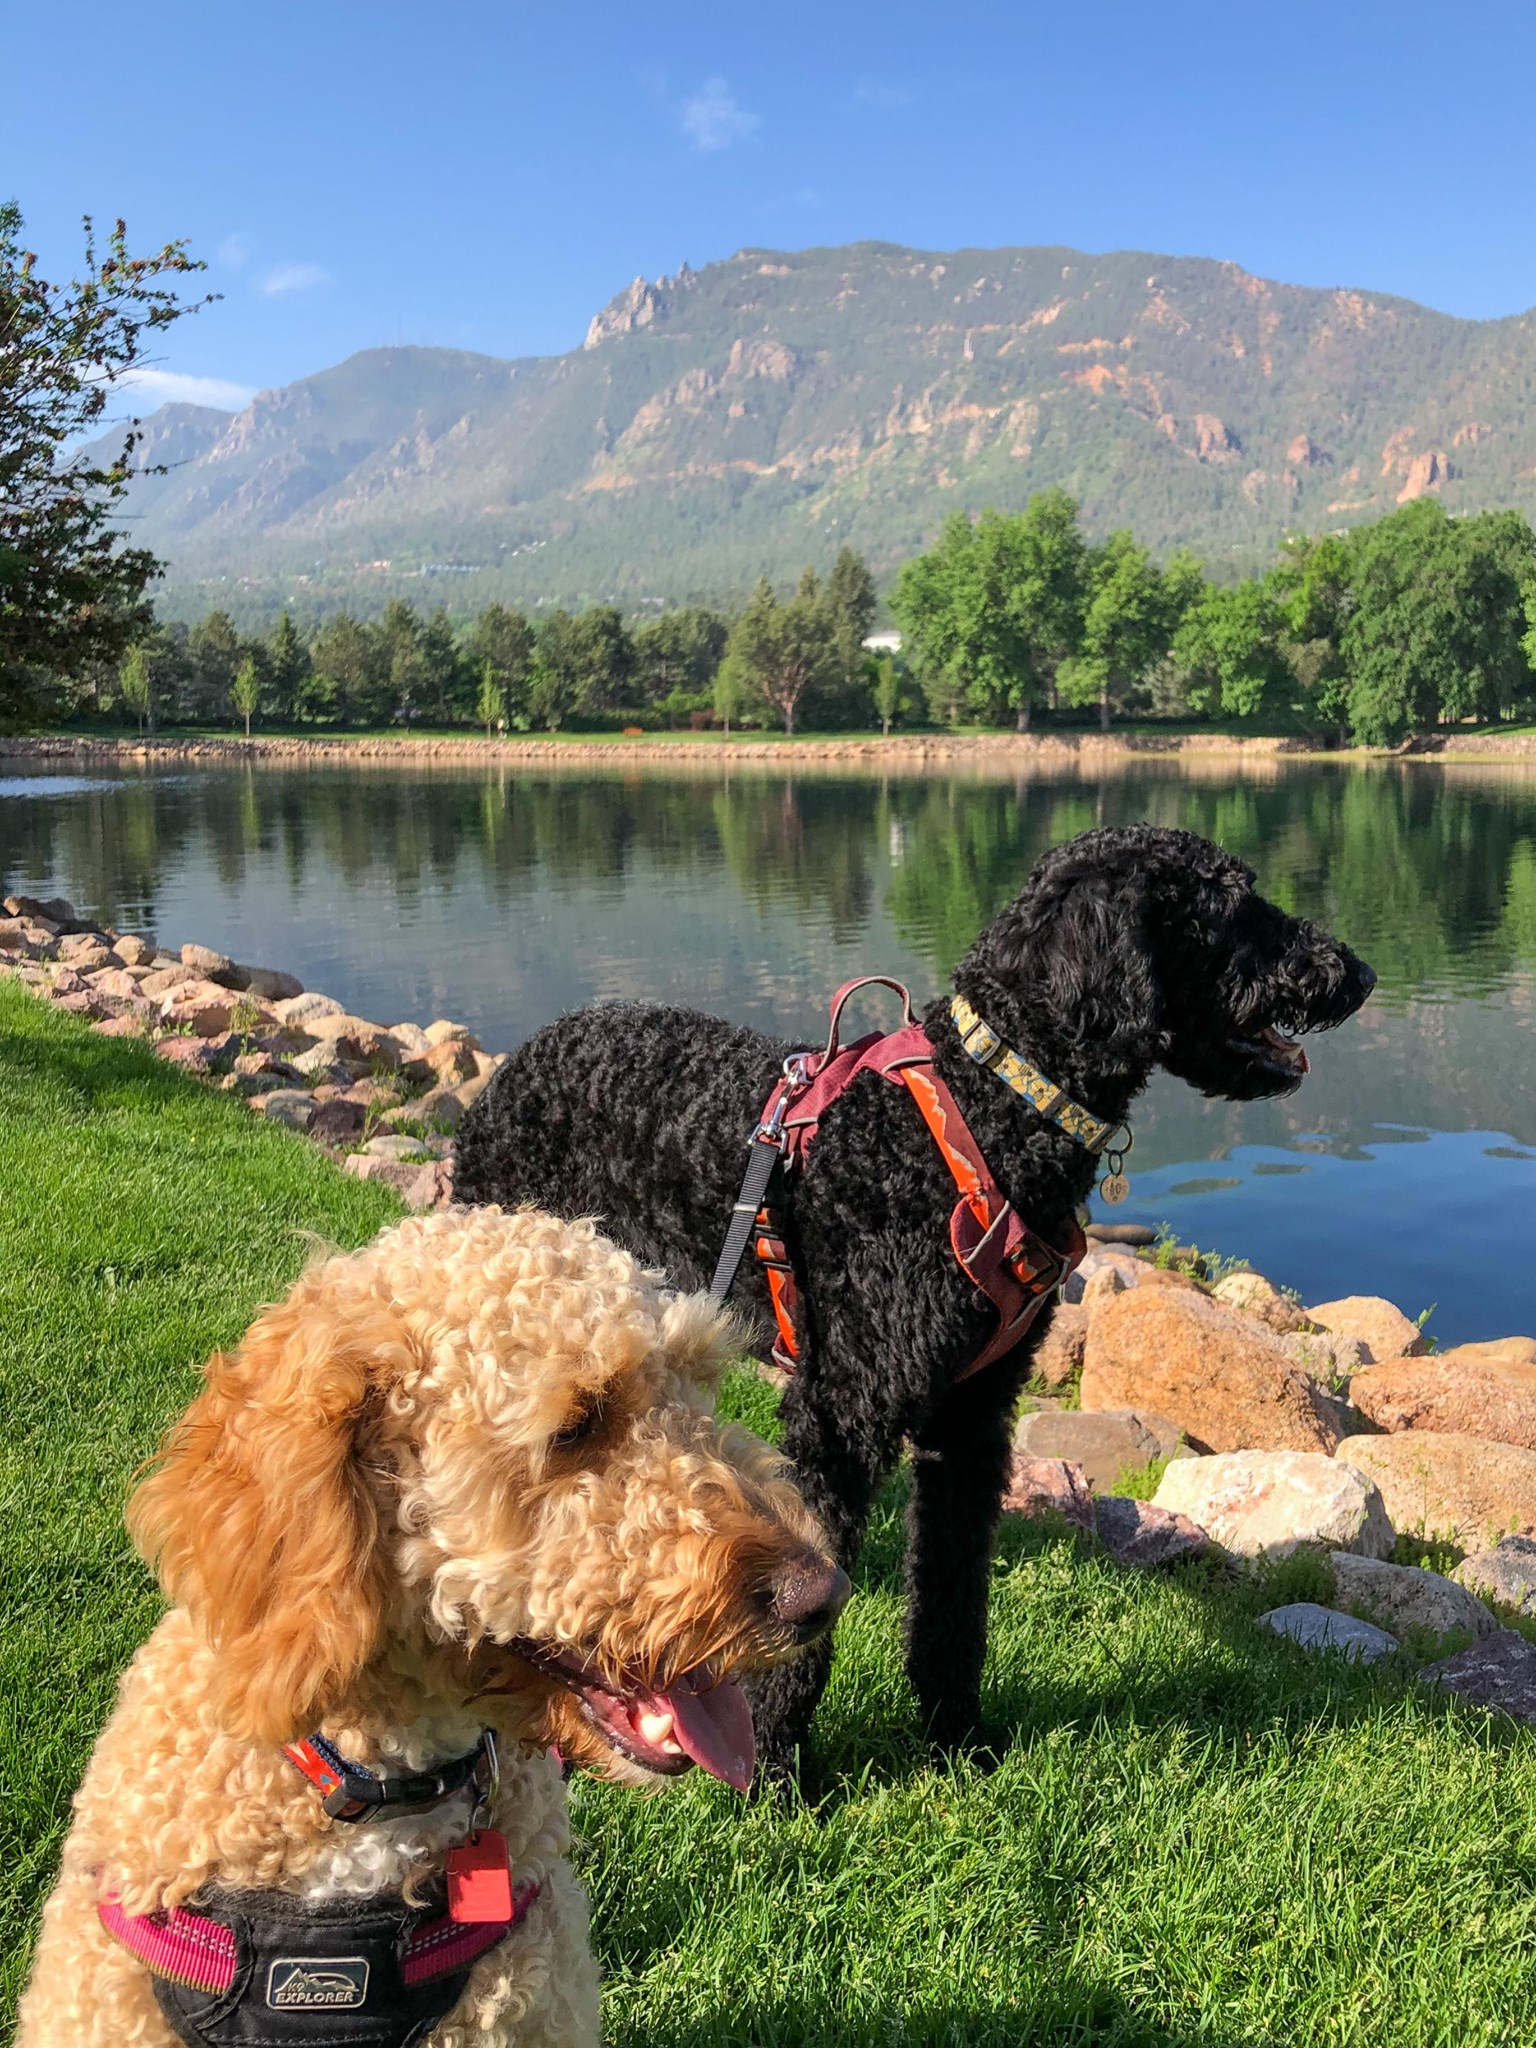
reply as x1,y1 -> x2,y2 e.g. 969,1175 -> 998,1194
1357,961 -> 1378,996
769,1557 -> 851,1641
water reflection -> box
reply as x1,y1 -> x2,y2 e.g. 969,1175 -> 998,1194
4,755 -> 1536,1338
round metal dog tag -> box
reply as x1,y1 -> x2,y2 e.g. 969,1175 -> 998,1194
1100,1172 -> 1131,1206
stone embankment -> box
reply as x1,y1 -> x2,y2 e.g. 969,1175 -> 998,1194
1006,1232 -> 1536,1725
6,894 -> 1535,1720
0,891 -> 497,1208
2,731 -> 1319,768
10,729 -> 1536,770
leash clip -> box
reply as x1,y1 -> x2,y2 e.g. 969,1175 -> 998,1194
469,1727 -> 500,1840
753,1053 -> 810,1151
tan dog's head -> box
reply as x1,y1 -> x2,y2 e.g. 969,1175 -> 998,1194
129,1205 -> 846,1790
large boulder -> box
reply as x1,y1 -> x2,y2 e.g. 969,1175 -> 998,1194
1002,1456 -> 1094,1530
1153,1450 -> 1394,1560
1031,1302 -> 1088,1388
1454,1536 -> 1536,1616
180,941 -> 248,989
1335,1431 -> 1536,1549
1328,1552 -> 1497,1642
1348,1346 -> 1536,1450
1013,1407 -> 1187,1492
309,1016 -> 402,1070
1453,1336 -> 1536,1367
1081,1288 -> 1349,1453
1091,1494 -> 1209,1568
1305,1296 -> 1427,1364
241,964 -> 304,1002
1000,1458 -> 1207,1566
1258,1603 -> 1398,1662
274,991 -> 347,1028
1422,1632 -> 1536,1725
1211,1270 -> 1309,1335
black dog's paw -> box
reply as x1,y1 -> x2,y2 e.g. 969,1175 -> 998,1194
925,1719 -> 1008,1775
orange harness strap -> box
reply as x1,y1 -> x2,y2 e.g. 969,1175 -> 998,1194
744,980 -> 1084,1379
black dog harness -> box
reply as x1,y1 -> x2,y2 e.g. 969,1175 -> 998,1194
711,979 -> 1110,1378
98,1728 -> 539,2048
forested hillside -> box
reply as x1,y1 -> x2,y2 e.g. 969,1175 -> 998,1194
101,242 -> 1536,620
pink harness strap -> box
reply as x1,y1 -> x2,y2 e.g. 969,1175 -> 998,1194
96,1897 -> 238,1995
97,1878 -> 539,1991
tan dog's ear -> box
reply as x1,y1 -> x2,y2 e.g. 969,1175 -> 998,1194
128,1283 -> 409,1744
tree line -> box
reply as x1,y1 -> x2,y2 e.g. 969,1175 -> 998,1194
90,551 -> 886,738
94,491 -> 1536,748
892,489 -> 1536,746
8,206 -> 1536,750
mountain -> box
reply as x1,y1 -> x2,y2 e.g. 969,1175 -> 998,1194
104,241 -> 1536,619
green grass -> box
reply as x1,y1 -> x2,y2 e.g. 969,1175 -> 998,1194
0,982 -> 404,2024
4,985 -> 1536,2044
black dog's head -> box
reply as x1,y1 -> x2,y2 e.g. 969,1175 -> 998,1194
957,824 -> 1376,1104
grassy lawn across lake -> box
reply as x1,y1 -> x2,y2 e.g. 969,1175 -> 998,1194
3,981 -> 1534,2044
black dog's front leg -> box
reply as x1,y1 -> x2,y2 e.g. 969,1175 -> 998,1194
748,1375 -> 890,1789
904,1353 -> 1027,1755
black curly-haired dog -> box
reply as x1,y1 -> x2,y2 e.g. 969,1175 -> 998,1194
455,825 -> 1376,1780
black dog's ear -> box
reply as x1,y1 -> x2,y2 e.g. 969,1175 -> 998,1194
969,865 -> 1163,1073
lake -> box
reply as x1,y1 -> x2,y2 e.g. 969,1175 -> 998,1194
4,752 -> 1535,1346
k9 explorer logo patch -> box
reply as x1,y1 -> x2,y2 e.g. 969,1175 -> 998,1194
266,1958 -> 370,2010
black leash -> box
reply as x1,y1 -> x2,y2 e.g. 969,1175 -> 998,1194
709,1056 -> 811,1303
708,1131 -> 782,1303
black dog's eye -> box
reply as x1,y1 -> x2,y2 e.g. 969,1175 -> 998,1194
551,1392 -> 605,1448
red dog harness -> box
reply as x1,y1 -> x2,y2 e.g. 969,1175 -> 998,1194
712,978 -> 1086,1379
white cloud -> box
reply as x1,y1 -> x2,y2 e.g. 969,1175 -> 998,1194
681,77 -> 760,152
260,261 -> 331,296
853,79 -> 917,110
216,231 -> 252,269
118,367 -> 255,412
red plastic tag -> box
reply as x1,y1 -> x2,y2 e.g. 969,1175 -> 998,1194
446,1830 -> 514,1924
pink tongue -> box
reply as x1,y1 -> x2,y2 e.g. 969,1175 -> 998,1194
656,1674 -> 756,1793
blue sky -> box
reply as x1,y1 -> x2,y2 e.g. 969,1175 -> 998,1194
10,0 -> 1536,414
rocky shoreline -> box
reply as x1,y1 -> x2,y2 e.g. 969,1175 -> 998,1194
7,730 -> 1536,769
3,731 -> 1321,767
4,890 -> 1535,1723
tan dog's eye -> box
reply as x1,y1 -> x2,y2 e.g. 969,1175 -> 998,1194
551,1392 -> 605,1448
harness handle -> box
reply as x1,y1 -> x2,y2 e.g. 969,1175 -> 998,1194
822,976 -> 916,1062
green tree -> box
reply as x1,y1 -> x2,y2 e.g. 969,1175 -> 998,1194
1059,530 -> 1181,731
0,204 -> 211,723
527,611 -> 581,730
868,651 -> 905,736
266,610 -> 310,724
310,613 -> 389,727
726,571 -> 837,735
186,609 -> 242,723
468,604 -> 536,726
476,657 -> 505,737
892,492 -> 1087,730
1171,576 -> 1291,720
118,642 -> 151,736
1344,501 -> 1536,745
570,605 -> 636,717
231,654 -> 261,739
633,607 -> 729,710
421,605 -> 468,724
381,599 -> 426,724
824,546 -> 878,693
713,649 -> 749,736
1272,533 -> 1355,738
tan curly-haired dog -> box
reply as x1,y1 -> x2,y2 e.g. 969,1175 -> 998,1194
19,1205 -> 846,2048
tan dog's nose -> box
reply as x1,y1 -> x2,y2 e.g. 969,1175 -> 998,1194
769,1556 -> 851,1641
